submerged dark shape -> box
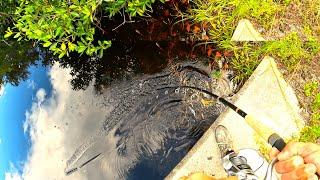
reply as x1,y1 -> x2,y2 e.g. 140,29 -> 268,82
65,61 -> 235,180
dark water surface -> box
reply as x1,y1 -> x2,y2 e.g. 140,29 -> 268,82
64,61 -> 232,179
2,11 -> 236,178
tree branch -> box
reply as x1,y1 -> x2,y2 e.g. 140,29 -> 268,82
0,12 -> 10,16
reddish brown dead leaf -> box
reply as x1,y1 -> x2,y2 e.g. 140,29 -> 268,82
163,9 -> 170,17
223,51 -> 232,57
207,48 -> 213,57
223,62 -> 229,70
202,22 -> 209,30
185,22 -> 191,32
181,0 -> 188,5
202,35 -> 209,41
215,51 -> 222,58
193,26 -> 200,33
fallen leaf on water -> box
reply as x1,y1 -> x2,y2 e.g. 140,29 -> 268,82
201,99 -> 215,107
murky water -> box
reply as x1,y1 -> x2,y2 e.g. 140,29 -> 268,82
2,6 -> 236,178
64,62 -> 234,179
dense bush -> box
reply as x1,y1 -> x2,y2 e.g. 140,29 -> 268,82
4,0 -> 159,58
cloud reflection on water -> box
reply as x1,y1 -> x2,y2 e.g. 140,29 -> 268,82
7,63 -> 114,180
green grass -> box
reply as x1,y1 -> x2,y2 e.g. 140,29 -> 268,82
185,0 -> 320,143
304,81 -> 319,97
259,33 -> 320,70
222,42 -> 261,83
300,113 -> 320,143
300,82 -> 320,143
182,0 -> 320,83
218,33 -> 320,83
186,0 -> 282,43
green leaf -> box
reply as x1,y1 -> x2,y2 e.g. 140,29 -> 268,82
61,43 -> 67,51
99,49 -> 104,58
68,42 -> 76,51
43,34 -> 52,41
71,12 -> 80,17
49,43 -> 58,51
55,27 -> 63,37
4,30 -> 13,38
14,33 -> 21,39
43,41 -> 52,47
91,4 -> 97,11
102,40 -> 112,49
104,40 -> 111,45
77,44 -> 87,53
69,5 -> 77,9
58,52 -> 66,59
83,7 -> 91,17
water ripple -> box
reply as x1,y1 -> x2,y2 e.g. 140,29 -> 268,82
66,62 -> 234,179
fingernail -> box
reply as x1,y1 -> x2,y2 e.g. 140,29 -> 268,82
308,174 -> 318,180
305,164 -> 316,174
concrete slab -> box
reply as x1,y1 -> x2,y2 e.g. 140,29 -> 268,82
231,19 -> 265,41
166,56 -> 304,179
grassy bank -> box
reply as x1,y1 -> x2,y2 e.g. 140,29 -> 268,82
184,0 -> 320,143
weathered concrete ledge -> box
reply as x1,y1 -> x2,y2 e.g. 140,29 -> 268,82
166,56 -> 304,179
231,19 -> 265,41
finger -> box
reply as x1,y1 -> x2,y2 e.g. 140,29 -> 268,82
280,164 -> 317,180
275,155 -> 304,173
304,150 -> 320,176
270,147 -> 280,159
306,174 -> 318,180
278,142 -> 320,161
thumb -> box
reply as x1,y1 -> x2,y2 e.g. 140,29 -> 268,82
270,147 -> 280,159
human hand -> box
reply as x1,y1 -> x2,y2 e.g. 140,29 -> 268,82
270,142 -> 320,180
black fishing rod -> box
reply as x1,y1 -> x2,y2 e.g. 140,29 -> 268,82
65,153 -> 101,175
157,85 -> 286,152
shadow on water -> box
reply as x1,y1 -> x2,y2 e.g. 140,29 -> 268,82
58,40 -> 169,91
55,0 -> 210,91
0,41 -> 39,85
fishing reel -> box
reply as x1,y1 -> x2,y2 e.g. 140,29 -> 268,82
222,149 -> 266,180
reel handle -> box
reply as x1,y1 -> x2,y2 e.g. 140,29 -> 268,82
268,133 -> 286,151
